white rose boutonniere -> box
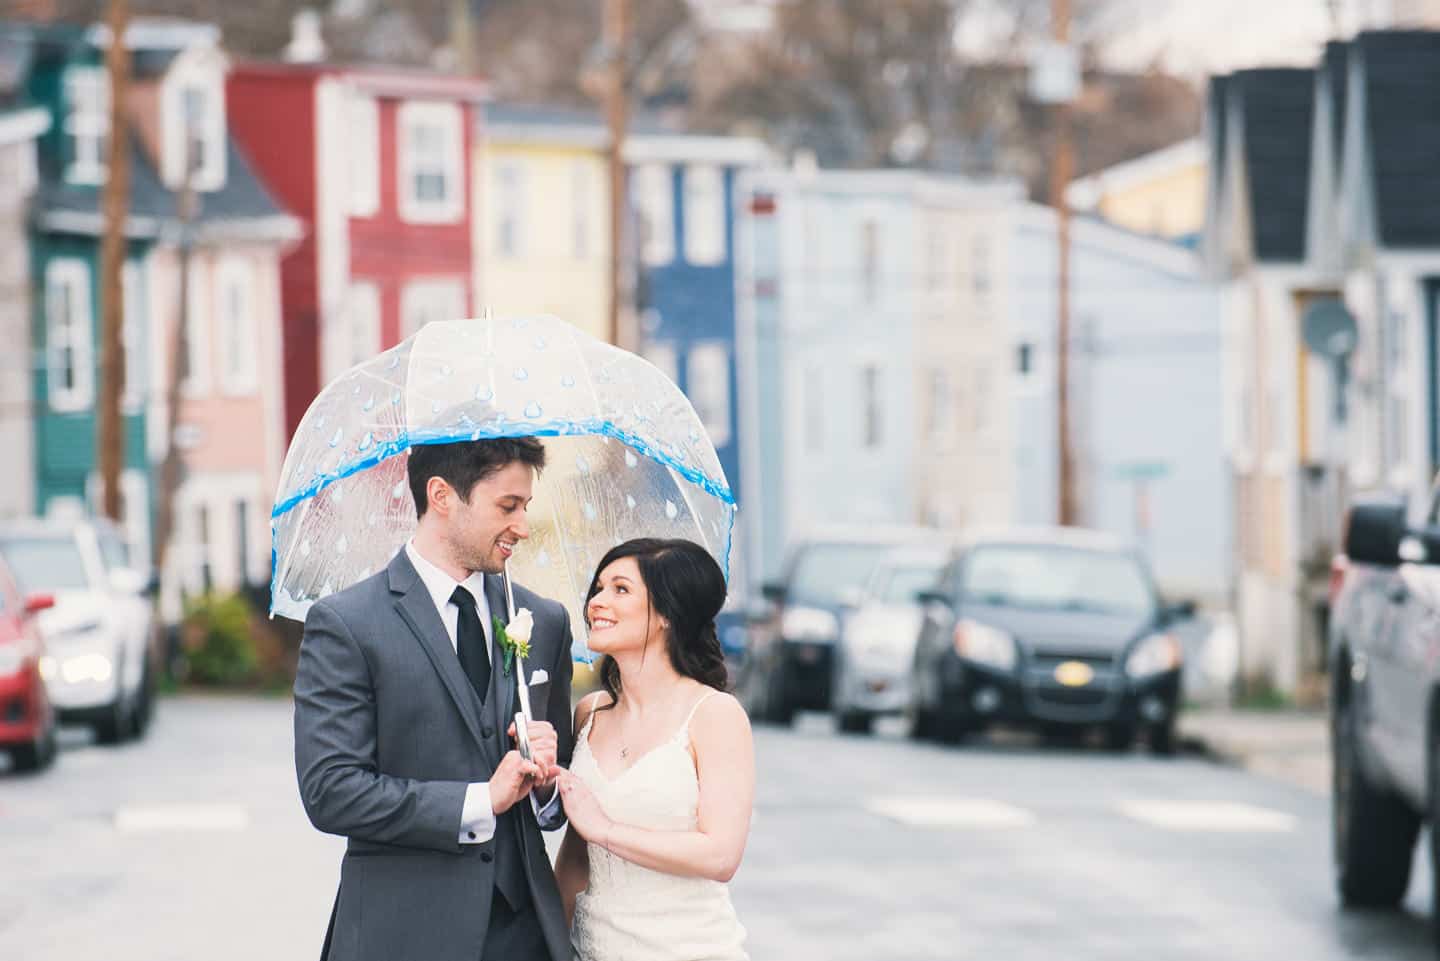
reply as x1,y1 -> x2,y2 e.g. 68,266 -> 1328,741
493,607 -> 534,675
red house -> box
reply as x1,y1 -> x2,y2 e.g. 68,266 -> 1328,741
227,62 -> 488,439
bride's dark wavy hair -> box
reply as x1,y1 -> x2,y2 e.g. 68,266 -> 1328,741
585,538 -> 729,711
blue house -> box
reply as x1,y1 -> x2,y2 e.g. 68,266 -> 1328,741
628,133 -> 766,625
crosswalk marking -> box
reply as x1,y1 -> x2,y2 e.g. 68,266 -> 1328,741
1116,800 -> 1296,832
114,803 -> 250,834
865,796 -> 1037,828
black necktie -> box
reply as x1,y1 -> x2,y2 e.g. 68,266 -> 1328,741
450,586 -> 490,703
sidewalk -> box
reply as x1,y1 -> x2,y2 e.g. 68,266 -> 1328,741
1178,708 -> 1330,795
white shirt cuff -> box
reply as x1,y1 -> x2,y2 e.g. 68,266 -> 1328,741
459,782 -> 496,844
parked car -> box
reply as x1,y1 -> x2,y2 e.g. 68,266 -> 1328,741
0,551 -> 57,772
908,527 -> 1193,752
0,519 -> 157,744
738,526 -> 942,724
1326,486 -> 1440,937
830,546 -> 949,734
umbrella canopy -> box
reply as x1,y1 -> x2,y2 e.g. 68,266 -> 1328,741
269,315 -> 735,661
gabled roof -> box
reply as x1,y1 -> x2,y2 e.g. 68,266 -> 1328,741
1353,30 -> 1440,248
1231,67 -> 1314,262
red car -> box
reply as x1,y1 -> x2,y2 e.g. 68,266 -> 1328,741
0,553 -> 56,773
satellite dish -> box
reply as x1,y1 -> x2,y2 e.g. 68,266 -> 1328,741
1301,299 -> 1358,359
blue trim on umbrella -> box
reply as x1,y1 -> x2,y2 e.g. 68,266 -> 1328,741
271,417 -> 735,520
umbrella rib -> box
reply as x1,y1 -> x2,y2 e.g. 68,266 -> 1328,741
545,483 -> 587,653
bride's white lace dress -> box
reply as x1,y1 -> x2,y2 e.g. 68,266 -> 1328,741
569,691 -> 749,961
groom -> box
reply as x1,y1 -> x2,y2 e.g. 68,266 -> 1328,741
294,436 -> 575,961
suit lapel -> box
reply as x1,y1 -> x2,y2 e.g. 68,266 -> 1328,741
484,572 -> 517,732
388,552 -> 496,768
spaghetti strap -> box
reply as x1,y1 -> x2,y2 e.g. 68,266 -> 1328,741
678,689 -> 722,738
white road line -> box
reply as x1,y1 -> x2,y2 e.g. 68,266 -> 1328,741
114,803 -> 250,833
1117,800 -> 1296,832
865,796 -> 1036,828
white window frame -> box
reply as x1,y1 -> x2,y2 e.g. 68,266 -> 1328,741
347,93 -> 379,218
64,67 -> 108,185
804,365 -> 824,453
47,258 -> 94,413
401,278 -> 467,339
683,164 -> 725,266
860,362 -> 883,449
346,281 -> 382,371
927,367 -> 955,446
494,161 -> 525,258
397,101 -> 464,224
1383,300 -> 1411,478
162,67 -> 226,191
216,256 -> 257,395
685,341 -> 731,448
635,163 -> 674,267
121,260 -> 146,413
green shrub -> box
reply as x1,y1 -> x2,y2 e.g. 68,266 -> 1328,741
182,592 -> 259,686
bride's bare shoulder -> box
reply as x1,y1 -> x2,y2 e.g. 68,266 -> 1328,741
574,689 -> 614,730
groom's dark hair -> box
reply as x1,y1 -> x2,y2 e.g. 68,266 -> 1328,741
407,437 -> 546,519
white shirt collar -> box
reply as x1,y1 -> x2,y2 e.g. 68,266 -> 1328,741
405,540 -> 491,624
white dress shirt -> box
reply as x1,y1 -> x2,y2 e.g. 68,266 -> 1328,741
404,542 -> 559,845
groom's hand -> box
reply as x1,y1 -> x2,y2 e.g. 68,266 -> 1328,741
489,751 -> 542,814
512,720 -> 559,784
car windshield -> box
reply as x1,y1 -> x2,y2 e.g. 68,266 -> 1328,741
962,544 -> 1154,616
788,544 -> 881,607
0,536 -> 93,594
877,564 -> 942,604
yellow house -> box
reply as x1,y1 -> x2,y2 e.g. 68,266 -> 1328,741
1065,138 -> 1206,242
475,105 -> 611,341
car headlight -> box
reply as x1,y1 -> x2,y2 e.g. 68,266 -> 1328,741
953,619 -> 1017,671
59,652 -> 114,684
0,647 -> 25,677
781,606 -> 840,642
1126,632 -> 1183,678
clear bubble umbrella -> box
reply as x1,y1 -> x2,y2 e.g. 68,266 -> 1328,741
268,315 -> 735,662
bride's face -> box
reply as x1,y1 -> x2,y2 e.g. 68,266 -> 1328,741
585,556 -> 664,656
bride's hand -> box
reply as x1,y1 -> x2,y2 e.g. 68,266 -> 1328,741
557,770 -> 612,844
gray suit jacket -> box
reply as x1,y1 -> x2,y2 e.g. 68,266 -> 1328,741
294,549 -> 575,961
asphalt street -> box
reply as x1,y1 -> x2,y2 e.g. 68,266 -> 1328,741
0,695 -> 1431,960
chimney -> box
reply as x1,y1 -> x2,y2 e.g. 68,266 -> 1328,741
284,9 -> 326,63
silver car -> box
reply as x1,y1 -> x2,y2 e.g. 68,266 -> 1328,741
831,547 -> 949,734
0,519 -> 157,744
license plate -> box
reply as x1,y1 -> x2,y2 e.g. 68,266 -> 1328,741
1054,661 -> 1094,687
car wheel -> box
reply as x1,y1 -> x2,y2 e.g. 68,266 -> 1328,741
1333,693 -> 1419,907
94,696 -> 130,746
836,709 -> 874,735
11,725 -> 56,773
1147,721 -> 1176,757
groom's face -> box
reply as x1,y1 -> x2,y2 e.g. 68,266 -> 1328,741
445,460 -> 535,574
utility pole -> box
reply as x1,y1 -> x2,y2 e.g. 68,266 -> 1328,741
605,0 -> 629,349
1050,0 -> 1077,526
97,0 -> 130,522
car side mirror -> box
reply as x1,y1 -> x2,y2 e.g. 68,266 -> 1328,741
1344,493 -> 1408,566
760,581 -> 787,604
24,593 -> 55,615
916,589 -> 951,608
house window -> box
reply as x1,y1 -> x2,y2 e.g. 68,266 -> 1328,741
347,282 -> 381,370
46,258 -> 93,412
216,257 -> 257,395
860,363 -> 883,448
927,368 -> 953,443
683,164 -> 725,266
401,279 -> 466,338
183,259 -> 211,395
347,94 -> 379,217
236,499 -> 251,587
635,164 -> 674,267
121,260 -> 146,412
971,234 -> 991,295
804,366 -> 824,452
196,502 -> 212,592
164,72 -> 225,190
571,161 -> 591,259
494,162 -> 525,258
64,68 -> 107,184
1016,342 -> 1033,375
860,220 -> 879,304
398,102 -> 463,224
686,342 -> 731,448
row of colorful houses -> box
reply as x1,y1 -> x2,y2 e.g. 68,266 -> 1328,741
0,14 -> 1230,626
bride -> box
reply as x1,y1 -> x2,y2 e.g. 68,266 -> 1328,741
554,538 -> 754,961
